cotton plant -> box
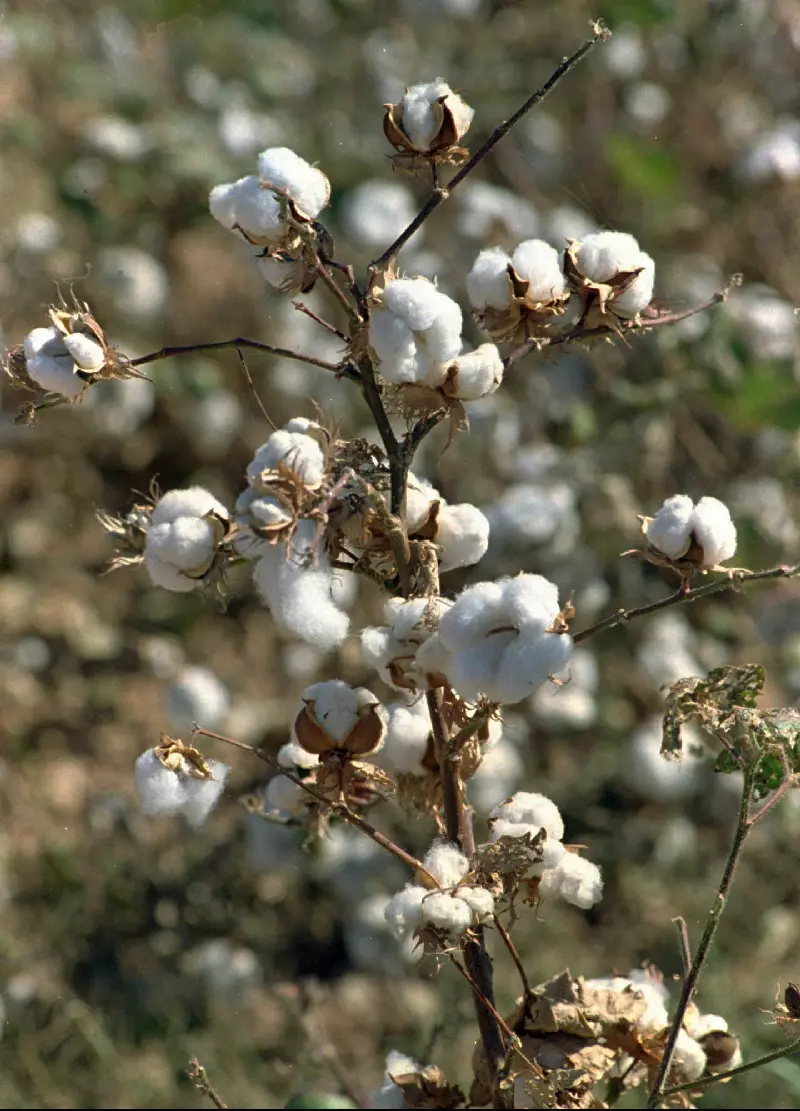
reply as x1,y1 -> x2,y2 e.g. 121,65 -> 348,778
9,23 -> 800,1110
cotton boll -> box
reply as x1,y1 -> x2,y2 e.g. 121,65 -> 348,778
342,180 -> 419,248
278,737 -> 320,769
144,551 -> 200,592
396,79 -> 474,152
490,791 -> 565,840
369,308 -> 420,382
625,718 -> 704,801
181,759 -> 229,827
345,894 -> 417,974
246,428 -> 325,486
61,332 -> 106,371
511,239 -> 566,302
369,1050 -> 423,1109
256,146 -> 330,218
146,517 -> 216,572
164,666 -> 230,734
209,175 -> 283,242
613,252 -> 655,317
446,344 -> 504,401
404,474 -> 441,532
383,277 -> 443,332
691,497 -> 737,566
134,749 -> 187,817
436,503 -> 490,571
384,884 -> 427,937
466,247 -> 513,310
151,487 -> 228,526
381,698 -> 431,774
23,327 -> 85,398
542,852 -> 603,909
420,891 -> 472,934
501,574 -> 561,631
437,581 -> 507,652
574,231 -> 644,283
457,885 -> 494,923
422,840 -> 470,887
491,631 -> 573,705
645,494 -> 694,559
297,680 -> 385,747
672,1029 -> 708,1083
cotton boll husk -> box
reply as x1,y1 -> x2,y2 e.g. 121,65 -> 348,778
574,230 -> 645,283
181,759 -> 229,827
151,486 -> 228,526
490,791 -> 565,841
466,246 -> 513,310
457,885 -> 494,923
420,891 -> 472,934
691,496 -> 737,566
134,749 -> 187,817
436,503 -> 490,572
437,581 -> 507,652
422,840 -> 470,887
645,494 -> 694,559
256,146 -> 330,217
381,698 -> 431,774
264,774 -> 307,816
384,884 -> 427,937
164,666 -> 230,734
511,238 -> 566,302
613,252 -> 655,317
209,175 -> 282,241
584,974 -> 669,1035
447,344 -> 504,401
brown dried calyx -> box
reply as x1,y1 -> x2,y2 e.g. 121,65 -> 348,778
388,1064 -> 465,1109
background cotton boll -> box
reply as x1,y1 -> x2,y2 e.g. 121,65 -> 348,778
436,503 -> 490,572
532,647 -> 598,730
738,120 -> 800,183
422,840 -> 470,887
256,146 -> 330,217
456,181 -> 539,241
96,247 -> 169,318
624,718 -> 705,801
645,494 -> 694,559
485,482 -> 580,551
510,238 -> 566,301
466,246 -> 513,310
625,82 -> 671,127
468,736 -> 523,812
164,666 -> 230,734
182,938 -> 262,998
601,22 -> 647,78
264,774 -> 307,816
245,811 -> 305,872
342,180 -> 420,247
636,612 -> 702,690
727,285 -> 798,360
344,894 -> 417,974
14,211 -> 62,253
544,204 -> 597,248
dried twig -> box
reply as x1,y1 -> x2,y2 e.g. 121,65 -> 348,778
131,337 -> 358,379
662,1036 -> 800,1098
187,1057 -> 228,1110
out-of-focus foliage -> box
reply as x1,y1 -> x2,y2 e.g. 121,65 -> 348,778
1,0 -> 799,1107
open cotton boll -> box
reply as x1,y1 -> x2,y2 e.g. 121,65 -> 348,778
62,331 -> 106,371
645,494 -> 694,559
445,344 -> 504,401
613,252 -> 655,317
673,1029 -> 708,1083
404,473 -> 441,532
436,503 -> 490,572
382,277 -> 444,332
490,630 -> 573,705
511,238 -> 566,302
134,749 -> 188,817
181,760 -> 230,827
256,146 -> 330,218
371,278 -> 463,384
466,246 -> 513,310
585,973 -> 669,1036
574,230 -> 645,283
457,885 -> 494,923
246,428 -> 325,486
437,581 -> 507,652
209,175 -> 283,242
151,487 -> 228,526
23,326 -> 85,398
278,737 -> 320,769
145,491 -> 227,591
488,819 -> 566,874
420,891 -> 472,934
490,791 -> 565,840
540,851 -> 603,909
691,497 -> 737,567
384,884 -> 427,937
645,494 -> 737,568
164,666 -> 230,734
368,309 -> 420,383
422,840 -> 470,887
398,79 -> 474,151
381,698 -> 431,774
296,679 -> 385,747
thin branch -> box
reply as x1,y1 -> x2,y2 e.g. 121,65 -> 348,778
662,1036 -> 800,1097
192,727 -> 435,884
370,24 -> 609,271
187,1057 -> 228,1110
647,769 -> 757,1107
236,349 -> 275,429
357,355 -> 407,516
494,915 -> 531,1003
673,917 -> 692,980
503,288 -> 730,369
131,337 -> 358,379
573,563 -> 800,645
292,299 -> 348,341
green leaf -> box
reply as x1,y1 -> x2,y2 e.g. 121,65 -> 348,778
604,134 -> 680,202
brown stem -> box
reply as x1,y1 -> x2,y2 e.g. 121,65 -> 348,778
647,768 -> 757,1107
192,728 -> 436,884
425,690 -> 509,1109
186,1057 -> 228,1110
573,563 -> 800,645
357,355 -> 408,517
292,299 -> 348,340
370,24 -> 609,271
662,1036 -> 800,1098
673,917 -> 692,980
130,337 -> 356,378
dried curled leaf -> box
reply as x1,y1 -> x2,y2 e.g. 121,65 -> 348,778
389,1065 -> 465,1109
154,734 -> 213,779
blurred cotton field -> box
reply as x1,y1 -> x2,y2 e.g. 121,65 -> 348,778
1,1 -> 800,1109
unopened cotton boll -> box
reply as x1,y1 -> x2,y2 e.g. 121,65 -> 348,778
164,666 -> 230,734
422,840 -> 470,887
444,344 -> 504,401
572,230 -> 655,317
645,495 -> 737,569
435,503 -> 490,571
511,239 -> 567,303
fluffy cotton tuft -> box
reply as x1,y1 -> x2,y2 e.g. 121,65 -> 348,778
23,326 -> 91,398
134,749 -> 229,827
422,840 -> 470,887
392,79 -> 474,152
256,146 -> 331,217
466,247 -> 513,311
246,428 -> 325,487
572,230 -> 655,317
253,520 -> 349,649
416,574 -> 572,704
370,277 -> 463,385
645,494 -> 737,569
384,884 -> 427,937
145,486 -> 228,593
380,697 -> 432,774
368,1050 -> 424,1109
361,595 -> 449,691
444,344 -> 504,400
490,791 -> 564,841
539,850 -> 604,909
511,238 -> 567,302
435,503 -> 490,572
420,891 -> 472,933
